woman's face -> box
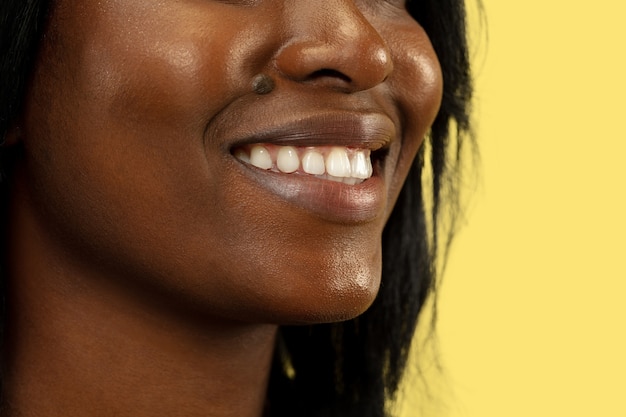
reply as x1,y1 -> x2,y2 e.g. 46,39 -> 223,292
17,0 -> 442,324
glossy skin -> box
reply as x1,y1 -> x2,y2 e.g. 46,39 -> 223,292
12,0 -> 442,324
3,0 -> 442,415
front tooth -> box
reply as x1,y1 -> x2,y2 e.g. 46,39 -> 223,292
302,150 -> 325,175
277,146 -> 299,173
249,145 -> 272,170
350,150 -> 370,179
325,147 -> 351,177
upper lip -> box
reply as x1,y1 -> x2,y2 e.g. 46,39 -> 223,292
223,111 -> 396,152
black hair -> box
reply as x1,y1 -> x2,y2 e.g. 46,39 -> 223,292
0,0 -> 48,146
0,1 -> 474,416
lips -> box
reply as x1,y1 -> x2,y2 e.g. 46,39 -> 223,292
223,111 -> 397,223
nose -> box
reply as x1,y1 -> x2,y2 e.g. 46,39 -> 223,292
274,1 -> 393,93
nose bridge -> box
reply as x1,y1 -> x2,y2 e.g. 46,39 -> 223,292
274,0 -> 393,91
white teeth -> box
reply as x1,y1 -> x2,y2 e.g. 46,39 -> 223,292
301,150 -> 325,175
350,150 -> 370,179
236,144 -> 375,184
277,146 -> 299,173
250,145 -> 272,170
325,147 -> 351,178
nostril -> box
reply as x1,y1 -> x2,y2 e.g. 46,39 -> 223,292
309,68 -> 352,84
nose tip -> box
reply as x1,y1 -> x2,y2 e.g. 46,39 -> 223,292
274,9 -> 394,92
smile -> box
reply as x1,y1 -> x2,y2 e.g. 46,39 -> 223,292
234,144 -> 373,185
221,111 -> 396,223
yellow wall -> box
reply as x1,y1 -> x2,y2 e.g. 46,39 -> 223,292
402,0 -> 626,416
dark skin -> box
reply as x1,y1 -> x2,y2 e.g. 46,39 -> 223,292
2,0 -> 443,415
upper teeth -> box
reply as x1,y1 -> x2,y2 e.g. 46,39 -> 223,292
234,145 -> 373,185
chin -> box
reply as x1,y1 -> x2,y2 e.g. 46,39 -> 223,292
249,253 -> 383,325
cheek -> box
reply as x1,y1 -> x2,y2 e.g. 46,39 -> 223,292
393,43 -> 443,134
383,22 -> 444,196
386,19 -> 444,118
27,1 -> 274,222
86,13 -> 251,133
18,5 -> 251,278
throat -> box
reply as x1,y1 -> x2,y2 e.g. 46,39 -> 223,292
2,276 -> 278,417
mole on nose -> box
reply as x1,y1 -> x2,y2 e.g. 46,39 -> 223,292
251,74 -> 275,95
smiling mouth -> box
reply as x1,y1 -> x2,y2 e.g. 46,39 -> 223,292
221,111 -> 395,222
233,144 -> 375,185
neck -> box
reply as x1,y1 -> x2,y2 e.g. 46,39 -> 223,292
3,267 -> 277,417
1,186 -> 278,417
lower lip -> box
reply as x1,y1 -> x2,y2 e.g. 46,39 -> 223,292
235,161 -> 387,224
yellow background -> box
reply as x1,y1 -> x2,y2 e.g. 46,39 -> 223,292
402,0 -> 626,416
